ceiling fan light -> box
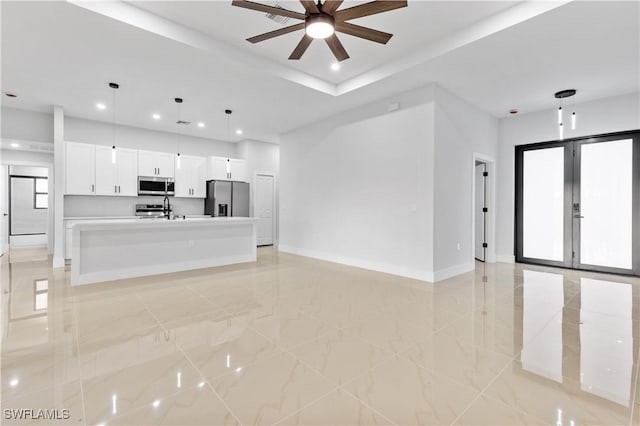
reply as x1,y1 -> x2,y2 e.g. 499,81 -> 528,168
306,15 -> 334,39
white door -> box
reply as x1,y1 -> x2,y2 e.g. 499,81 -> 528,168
0,165 -> 8,256
116,148 -> 138,196
255,174 -> 274,246
65,141 -> 95,195
94,145 -> 117,195
156,152 -> 175,178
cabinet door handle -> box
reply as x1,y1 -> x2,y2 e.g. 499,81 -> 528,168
115,185 -> 117,193
118,185 -> 121,193
91,184 -> 95,193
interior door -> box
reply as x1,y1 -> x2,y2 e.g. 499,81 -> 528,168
516,131 -> 639,275
0,165 -> 8,256
474,163 -> 486,261
255,174 -> 274,246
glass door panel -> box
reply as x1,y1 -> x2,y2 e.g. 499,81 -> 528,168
522,147 -> 565,262
577,139 -> 633,270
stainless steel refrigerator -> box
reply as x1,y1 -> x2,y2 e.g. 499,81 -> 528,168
205,180 -> 250,217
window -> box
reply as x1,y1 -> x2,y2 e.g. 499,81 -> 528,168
34,177 -> 48,209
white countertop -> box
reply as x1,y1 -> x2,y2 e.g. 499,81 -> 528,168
64,215 -> 213,220
72,216 -> 258,229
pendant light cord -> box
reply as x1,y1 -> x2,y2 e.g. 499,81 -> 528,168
112,87 -> 116,147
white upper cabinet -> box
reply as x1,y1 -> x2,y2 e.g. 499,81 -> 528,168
65,141 -> 95,195
229,159 -> 246,182
174,155 -> 206,198
116,148 -> 138,196
95,145 -> 117,195
92,146 -> 139,196
206,156 -> 246,182
138,150 -> 175,178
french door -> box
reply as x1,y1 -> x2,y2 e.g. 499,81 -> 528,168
516,131 -> 640,275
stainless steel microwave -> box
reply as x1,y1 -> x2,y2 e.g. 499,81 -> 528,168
138,176 -> 175,196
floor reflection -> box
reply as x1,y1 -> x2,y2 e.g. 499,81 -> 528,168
1,247 -> 639,425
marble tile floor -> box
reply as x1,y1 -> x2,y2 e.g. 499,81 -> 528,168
1,247 -> 639,425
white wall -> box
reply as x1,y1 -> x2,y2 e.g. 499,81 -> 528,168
236,139 -> 279,241
433,86 -> 498,277
280,86 -> 436,281
65,116 -> 237,157
1,107 -> 53,142
496,92 -> 640,262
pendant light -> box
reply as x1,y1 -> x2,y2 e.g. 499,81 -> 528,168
109,82 -> 119,163
175,97 -> 183,169
225,109 -> 232,177
554,89 -> 577,140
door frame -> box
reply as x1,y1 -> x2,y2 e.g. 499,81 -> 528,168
471,153 -> 496,264
515,129 -> 640,276
253,171 -> 277,247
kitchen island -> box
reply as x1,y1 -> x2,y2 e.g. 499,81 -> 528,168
71,217 -> 257,286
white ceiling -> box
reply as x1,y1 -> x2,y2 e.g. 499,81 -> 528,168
1,1 -> 638,144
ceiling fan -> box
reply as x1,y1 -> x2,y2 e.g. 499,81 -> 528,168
231,0 -> 408,62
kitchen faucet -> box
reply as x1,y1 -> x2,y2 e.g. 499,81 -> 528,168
163,194 -> 171,219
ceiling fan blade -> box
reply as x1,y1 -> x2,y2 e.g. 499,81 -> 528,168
247,23 -> 305,43
231,0 -> 306,20
289,35 -> 313,60
322,0 -> 343,14
299,0 -> 320,14
334,0 -> 407,22
335,21 -> 392,44
325,34 -> 349,61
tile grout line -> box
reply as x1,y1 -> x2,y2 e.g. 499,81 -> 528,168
69,295 -> 88,426
135,292 -> 246,426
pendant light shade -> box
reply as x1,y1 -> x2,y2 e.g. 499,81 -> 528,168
109,82 -> 119,163
175,97 -> 183,169
554,89 -> 577,139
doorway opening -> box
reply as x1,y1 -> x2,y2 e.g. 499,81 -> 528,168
254,172 -> 276,247
8,165 -> 49,249
475,161 -> 487,262
472,153 -> 496,265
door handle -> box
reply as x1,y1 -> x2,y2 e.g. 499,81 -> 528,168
573,214 -> 584,219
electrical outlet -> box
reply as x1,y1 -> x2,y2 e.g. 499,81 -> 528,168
188,240 -> 195,248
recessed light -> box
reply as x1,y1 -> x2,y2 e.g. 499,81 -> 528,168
10,142 -> 20,148
197,122 -> 205,128
152,113 -> 161,120
96,103 -> 106,110
236,129 -> 243,135
5,92 -> 17,98
330,63 -> 340,71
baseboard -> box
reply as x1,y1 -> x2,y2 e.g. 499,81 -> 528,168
496,254 -> 516,263
433,262 -> 475,282
10,234 -> 48,248
278,245 -> 435,283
